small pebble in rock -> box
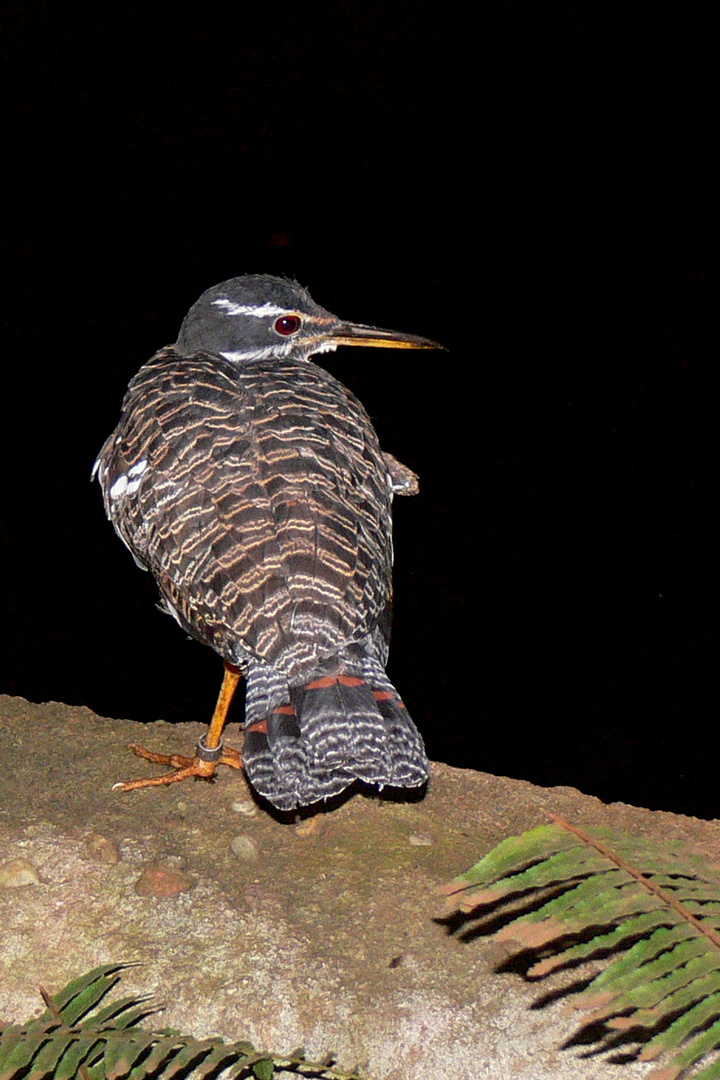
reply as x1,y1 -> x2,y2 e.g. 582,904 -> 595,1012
134,865 -> 194,897
85,834 -> 121,865
230,835 -> 259,862
295,815 -> 328,838
408,832 -> 433,846
157,853 -> 188,870
0,858 -> 41,887
231,799 -> 258,817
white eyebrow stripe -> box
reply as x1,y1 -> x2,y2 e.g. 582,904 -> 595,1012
212,299 -> 289,317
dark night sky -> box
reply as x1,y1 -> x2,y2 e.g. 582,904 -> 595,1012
1,3 -> 714,817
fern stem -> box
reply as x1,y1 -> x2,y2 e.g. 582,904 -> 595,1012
549,814 -> 720,953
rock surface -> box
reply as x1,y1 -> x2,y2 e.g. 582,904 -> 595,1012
1,694 -> 718,1079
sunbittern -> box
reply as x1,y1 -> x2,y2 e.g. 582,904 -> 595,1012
94,274 -> 442,810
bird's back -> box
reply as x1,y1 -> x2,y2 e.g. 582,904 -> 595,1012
96,347 -> 395,683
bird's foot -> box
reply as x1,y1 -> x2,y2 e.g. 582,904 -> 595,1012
113,739 -> 243,791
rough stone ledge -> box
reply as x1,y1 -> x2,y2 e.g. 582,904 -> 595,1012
2,694 -> 718,1079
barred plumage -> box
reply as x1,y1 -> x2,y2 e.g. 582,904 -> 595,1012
94,275 -> 440,810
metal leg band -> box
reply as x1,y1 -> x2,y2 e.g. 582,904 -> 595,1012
196,736 -> 224,763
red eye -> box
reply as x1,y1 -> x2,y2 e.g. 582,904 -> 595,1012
274,315 -> 302,336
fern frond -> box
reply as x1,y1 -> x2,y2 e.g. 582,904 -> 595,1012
441,816 -> 720,1080
0,966 -> 365,1080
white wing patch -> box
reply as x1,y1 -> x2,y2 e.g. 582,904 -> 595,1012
109,474 -> 128,499
108,459 -> 147,500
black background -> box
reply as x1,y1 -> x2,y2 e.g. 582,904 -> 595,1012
2,3 -> 714,817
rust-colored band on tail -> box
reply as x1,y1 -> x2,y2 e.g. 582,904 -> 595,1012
305,674 -> 365,690
373,690 -> 406,707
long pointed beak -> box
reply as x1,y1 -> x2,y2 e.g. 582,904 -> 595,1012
329,321 -> 445,351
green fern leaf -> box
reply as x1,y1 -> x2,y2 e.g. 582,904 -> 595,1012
251,1059 -> 275,1080
163,1040 -> 218,1077
0,1029 -> 24,1074
83,993 -> 156,1031
104,1030 -> 160,1078
122,1035 -> 187,1079
189,1042 -> 244,1078
45,1033 -> 104,1080
0,966 -> 365,1080
0,1023 -> 57,1080
41,964 -> 129,1026
441,816 -> 720,1080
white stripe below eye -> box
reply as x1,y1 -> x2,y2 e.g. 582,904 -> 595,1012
219,340 -> 338,363
212,298 -> 289,318
220,346 -> 286,361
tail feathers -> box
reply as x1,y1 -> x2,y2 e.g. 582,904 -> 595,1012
242,660 -> 428,812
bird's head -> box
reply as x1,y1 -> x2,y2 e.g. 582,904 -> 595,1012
175,274 -> 442,363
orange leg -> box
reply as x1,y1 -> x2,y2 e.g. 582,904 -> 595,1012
114,662 -> 243,792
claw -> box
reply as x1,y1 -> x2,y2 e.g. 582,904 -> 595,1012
113,741 -> 243,791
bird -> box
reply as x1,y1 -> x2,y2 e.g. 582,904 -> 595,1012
93,274 -> 442,812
